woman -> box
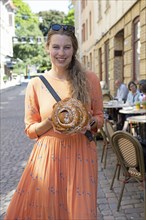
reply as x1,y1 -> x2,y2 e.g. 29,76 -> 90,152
4,24 -> 104,220
126,81 -> 140,106
123,81 -> 140,131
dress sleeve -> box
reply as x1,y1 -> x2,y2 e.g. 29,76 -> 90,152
88,72 -> 104,131
24,79 -> 41,139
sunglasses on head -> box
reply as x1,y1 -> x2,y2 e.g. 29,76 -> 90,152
50,24 -> 75,33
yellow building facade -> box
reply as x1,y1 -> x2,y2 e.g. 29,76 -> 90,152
73,0 -> 146,96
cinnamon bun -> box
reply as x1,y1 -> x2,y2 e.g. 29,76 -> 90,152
51,98 -> 89,133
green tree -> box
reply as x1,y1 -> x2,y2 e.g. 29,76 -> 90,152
38,5 -> 74,37
12,0 -> 49,75
63,9 -> 74,26
12,0 -> 75,75
38,10 -> 66,36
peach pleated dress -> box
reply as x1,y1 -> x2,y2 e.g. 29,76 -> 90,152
4,71 -> 103,220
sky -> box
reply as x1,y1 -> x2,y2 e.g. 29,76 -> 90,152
23,0 -> 69,14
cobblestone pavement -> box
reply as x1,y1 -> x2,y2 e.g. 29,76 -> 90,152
97,140 -> 144,220
0,83 -> 34,219
0,83 -> 145,220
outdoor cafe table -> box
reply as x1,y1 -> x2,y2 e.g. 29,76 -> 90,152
118,106 -> 146,132
103,101 -> 127,127
119,107 -> 146,115
127,115 -> 146,146
127,115 -> 146,123
103,101 -> 126,110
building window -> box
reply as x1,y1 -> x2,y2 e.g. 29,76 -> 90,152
89,52 -> 92,70
133,17 -> 141,80
104,40 -> 109,87
9,14 -> 13,26
89,11 -> 92,35
98,0 -> 102,21
86,19 -> 88,40
98,48 -> 102,80
86,56 -> 89,69
81,0 -> 86,11
105,0 -> 110,12
82,23 -> 85,42
82,56 -> 86,66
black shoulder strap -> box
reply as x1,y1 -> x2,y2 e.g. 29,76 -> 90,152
39,75 -> 94,142
39,75 -> 61,102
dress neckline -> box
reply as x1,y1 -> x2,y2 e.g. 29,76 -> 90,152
45,73 -> 69,83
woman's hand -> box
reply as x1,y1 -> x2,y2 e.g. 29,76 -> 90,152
80,123 -> 91,134
49,117 -> 63,134
80,111 -> 96,134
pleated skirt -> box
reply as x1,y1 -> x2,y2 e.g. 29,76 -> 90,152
4,133 -> 98,220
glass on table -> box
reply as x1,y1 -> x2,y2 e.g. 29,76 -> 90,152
135,101 -> 140,110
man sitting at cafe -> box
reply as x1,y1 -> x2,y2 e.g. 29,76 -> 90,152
114,79 -> 128,103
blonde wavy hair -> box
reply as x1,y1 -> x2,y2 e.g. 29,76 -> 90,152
46,29 -> 90,104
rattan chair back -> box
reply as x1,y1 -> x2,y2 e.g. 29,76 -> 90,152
99,127 -> 109,168
104,119 -> 115,143
103,93 -> 113,102
100,127 -> 108,142
111,130 -> 146,216
111,131 -> 145,179
102,94 -> 113,102
104,119 -> 121,188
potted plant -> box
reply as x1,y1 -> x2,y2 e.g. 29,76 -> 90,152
142,100 -> 146,109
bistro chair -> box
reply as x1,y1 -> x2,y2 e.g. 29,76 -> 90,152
104,119 -> 121,188
111,130 -> 146,217
100,119 -> 116,169
103,93 -> 113,102
100,126 -> 110,169
103,94 -> 118,126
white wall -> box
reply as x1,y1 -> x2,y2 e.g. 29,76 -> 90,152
0,0 -> 15,77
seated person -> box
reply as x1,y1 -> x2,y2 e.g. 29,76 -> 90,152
114,79 -> 128,102
138,82 -> 146,102
122,81 -> 140,132
138,79 -> 146,93
126,81 -> 141,106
